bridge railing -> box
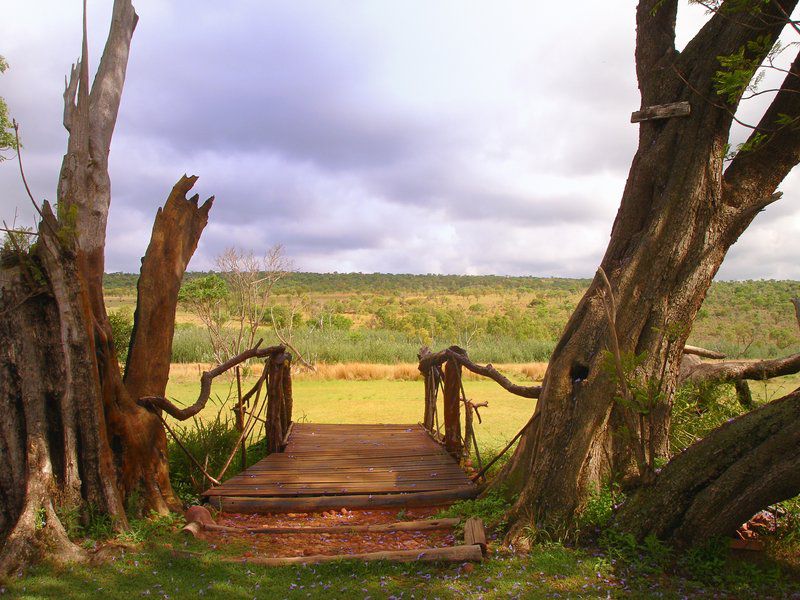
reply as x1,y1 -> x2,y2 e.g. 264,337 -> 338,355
418,345 -> 541,476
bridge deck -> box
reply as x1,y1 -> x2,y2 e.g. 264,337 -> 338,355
204,423 -> 478,513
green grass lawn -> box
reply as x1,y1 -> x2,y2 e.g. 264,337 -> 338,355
164,378 -> 536,451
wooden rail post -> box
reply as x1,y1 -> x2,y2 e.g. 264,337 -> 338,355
265,352 -> 282,454
443,355 -> 463,457
281,355 -> 293,433
235,366 -> 246,470
418,347 -> 436,431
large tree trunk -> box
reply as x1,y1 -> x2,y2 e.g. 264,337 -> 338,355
497,0 -> 800,536
0,207 -> 127,575
1,1 -> 213,574
616,388 -> 800,546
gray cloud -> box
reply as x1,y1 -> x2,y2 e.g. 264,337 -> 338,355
1,1 -> 798,280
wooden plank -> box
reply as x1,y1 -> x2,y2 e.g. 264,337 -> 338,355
226,544 -> 483,565
219,474 -> 470,485
630,101 -> 691,123
463,517 -> 487,555
206,487 -> 479,512
206,483 -> 468,495
203,517 -> 460,535
243,463 -> 465,473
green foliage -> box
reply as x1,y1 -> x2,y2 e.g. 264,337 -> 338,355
577,482 -> 624,532
0,226 -> 34,266
671,381 -> 744,452
178,273 -> 229,304
117,512 -> 185,545
435,490 -> 511,530
171,323 -> 217,362
167,405 -> 241,504
83,504 -> 116,541
0,55 -> 16,159
678,536 -> 730,581
713,32 -> 779,107
108,307 -> 133,364
600,528 -> 672,575
107,273 -> 800,364
775,494 -> 800,544
166,403 -> 268,505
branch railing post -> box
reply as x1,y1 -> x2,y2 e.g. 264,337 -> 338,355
235,366 -> 246,471
266,350 -> 293,454
418,347 -> 437,431
443,354 -> 464,458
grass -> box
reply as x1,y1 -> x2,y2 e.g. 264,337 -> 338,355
9,522 -> 800,599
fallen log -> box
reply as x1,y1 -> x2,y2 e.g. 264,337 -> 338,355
200,517 -> 460,535
463,517 -> 487,555
227,544 -> 484,565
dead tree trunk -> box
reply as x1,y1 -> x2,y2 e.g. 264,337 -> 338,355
496,0 -> 800,536
120,175 -> 213,511
1,1 -> 213,574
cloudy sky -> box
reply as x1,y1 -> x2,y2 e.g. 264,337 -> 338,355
1,1 -> 798,278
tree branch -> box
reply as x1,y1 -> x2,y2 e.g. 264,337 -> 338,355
724,49 -> 800,214
418,345 -> 541,399
683,344 -> 726,359
635,0 -> 679,101
137,342 -> 285,420
682,353 -> 800,384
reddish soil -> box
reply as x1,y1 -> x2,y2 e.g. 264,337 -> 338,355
205,506 -> 457,558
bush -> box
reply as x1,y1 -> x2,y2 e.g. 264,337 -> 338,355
171,324 -> 215,363
671,382 -> 744,453
167,404 -> 250,505
435,490 -> 511,530
108,307 -> 133,364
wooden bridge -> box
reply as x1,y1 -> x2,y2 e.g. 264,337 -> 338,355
204,423 -> 478,512
151,343 -> 540,514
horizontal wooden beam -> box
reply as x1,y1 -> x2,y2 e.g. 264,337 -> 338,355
201,517 -> 460,535
225,544 -> 484,565
631,101 -> 691,123
205,486 -> 478,513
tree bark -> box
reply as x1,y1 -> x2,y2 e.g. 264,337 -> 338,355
0,207 -> 126,575
497,0 -> 800,535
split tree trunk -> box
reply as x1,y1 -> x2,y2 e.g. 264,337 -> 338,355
497,0 -> 800,536
1,0 -> 214,574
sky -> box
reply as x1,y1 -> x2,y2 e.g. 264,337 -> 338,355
1,1 -> 798,279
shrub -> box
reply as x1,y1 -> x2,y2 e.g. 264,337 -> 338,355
108,307 -> 133,364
